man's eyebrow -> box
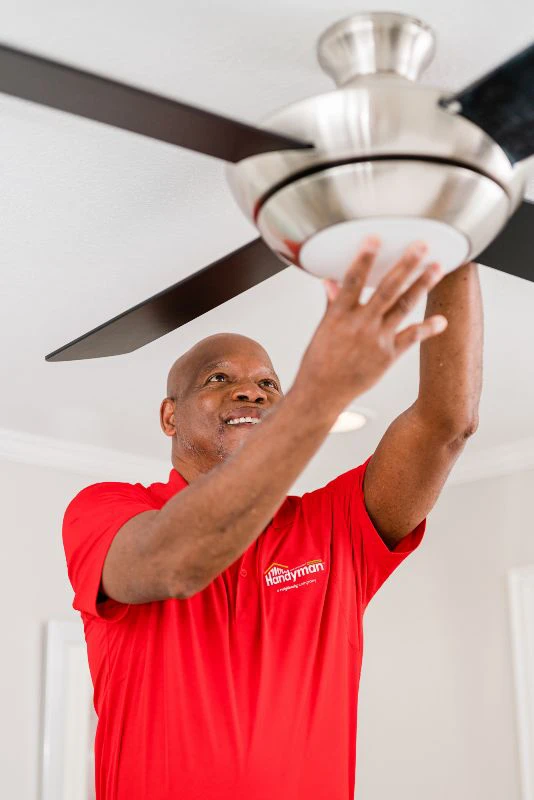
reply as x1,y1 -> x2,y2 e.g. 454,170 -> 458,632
198,360 -> 279,378
199,360 -> 232,375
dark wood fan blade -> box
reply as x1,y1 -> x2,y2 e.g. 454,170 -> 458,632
45,239 -> 288,361
439,43 -> 534,163
476,200 -> 534,281
0,43 -> 313,162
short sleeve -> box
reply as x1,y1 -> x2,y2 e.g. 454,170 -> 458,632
325,455 -> 426,608
62,482 -> 155,622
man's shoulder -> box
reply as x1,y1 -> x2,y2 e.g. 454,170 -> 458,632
299,457 -> 371,501
63,478 -> 155,523
271,458 -> 372,529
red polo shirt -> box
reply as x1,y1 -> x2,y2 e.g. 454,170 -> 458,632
63,456 -> 425,800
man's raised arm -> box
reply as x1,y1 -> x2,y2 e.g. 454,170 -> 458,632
363,260 -> 483,548
102,239 -> 449,602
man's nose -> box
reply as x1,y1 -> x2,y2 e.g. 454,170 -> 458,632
231,382 -> 267,402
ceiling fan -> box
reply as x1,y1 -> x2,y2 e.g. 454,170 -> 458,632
1,11 -> 532,362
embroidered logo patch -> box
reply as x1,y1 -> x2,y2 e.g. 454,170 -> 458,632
263,559 -> 326,592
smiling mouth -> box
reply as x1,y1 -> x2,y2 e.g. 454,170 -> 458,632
225,416 -> 261,426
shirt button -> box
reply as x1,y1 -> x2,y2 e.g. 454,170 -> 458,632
240,568 -> 247,578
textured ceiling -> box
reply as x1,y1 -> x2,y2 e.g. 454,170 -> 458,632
1,0 -> 534,485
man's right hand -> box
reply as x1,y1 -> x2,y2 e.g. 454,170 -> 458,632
293,237 -> 449,417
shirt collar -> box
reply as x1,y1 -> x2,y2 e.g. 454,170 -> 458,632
167,467 -> 189,491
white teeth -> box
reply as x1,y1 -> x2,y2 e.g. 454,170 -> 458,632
226,416 -> 260,425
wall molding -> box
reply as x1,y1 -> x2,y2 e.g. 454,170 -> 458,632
0,427 -> 169,483
0,426 -> 533,486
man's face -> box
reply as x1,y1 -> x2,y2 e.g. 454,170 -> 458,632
163,336 -> 283,468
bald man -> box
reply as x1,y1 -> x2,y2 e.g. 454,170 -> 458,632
62,240 -> 482,800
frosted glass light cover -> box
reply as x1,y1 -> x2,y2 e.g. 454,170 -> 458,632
299,217 -> 470,283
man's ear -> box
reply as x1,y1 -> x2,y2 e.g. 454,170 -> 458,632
160,397 -> 177,436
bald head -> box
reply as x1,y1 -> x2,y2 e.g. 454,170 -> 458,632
166,333 -> 275,400
160,332 -> 283,477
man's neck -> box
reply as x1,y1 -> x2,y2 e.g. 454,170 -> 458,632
171,452 -> 220,485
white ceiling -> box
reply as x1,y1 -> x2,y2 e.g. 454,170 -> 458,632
2,0 -> 534,478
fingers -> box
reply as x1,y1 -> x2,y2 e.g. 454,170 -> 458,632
333,236 -> 381,309
365,241 -> 429,317
394,315 -> 448,354
383,262 -> 444,329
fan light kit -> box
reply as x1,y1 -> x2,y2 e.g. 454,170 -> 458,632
0,11 -> 532,361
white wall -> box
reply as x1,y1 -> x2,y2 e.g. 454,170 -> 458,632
355,468 -> 533,800
0,459 -> 92,800
1,451 -> 532,799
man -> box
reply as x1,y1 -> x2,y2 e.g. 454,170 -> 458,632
63,237 -> 482,800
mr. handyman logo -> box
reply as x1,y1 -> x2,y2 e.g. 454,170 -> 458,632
263,558 -> 326,589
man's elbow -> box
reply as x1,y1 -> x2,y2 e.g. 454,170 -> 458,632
169,573 -> 201,600
447,415 -> 480,447
413,403 -> 480,444
168,566 -> 213,600
169,584 -> 194,600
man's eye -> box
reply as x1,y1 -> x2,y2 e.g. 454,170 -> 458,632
208,373 -> 227,382
262,379 -> 278,390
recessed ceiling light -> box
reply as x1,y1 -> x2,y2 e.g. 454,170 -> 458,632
330,406 -> 376,434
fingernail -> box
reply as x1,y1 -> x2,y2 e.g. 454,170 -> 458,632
361,235 -> 381,253
323,278 -> 340,301
434,316 -> 448,332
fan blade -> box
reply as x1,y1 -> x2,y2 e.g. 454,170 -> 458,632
45,239 -> 288,361
476,200 -> 533,281
438,42 -> 534,163
0,43 -> 313,161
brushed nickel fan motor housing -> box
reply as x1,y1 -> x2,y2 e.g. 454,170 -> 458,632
226,11 -> 530,284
